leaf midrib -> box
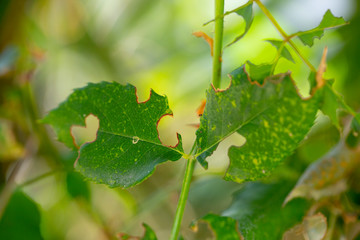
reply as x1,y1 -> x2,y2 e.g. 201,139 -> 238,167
195,101 -> 272,158
97,129 -> 184,155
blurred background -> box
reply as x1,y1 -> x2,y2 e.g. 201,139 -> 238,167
0,0 -> 359,239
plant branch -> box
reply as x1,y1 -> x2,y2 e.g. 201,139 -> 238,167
212,0 -> 225,89
169,157 -> 196,240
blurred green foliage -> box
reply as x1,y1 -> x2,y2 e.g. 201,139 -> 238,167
0,0 -> 359,239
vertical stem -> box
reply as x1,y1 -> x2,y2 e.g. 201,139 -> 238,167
212,0 -> 225,89
169,157 -> 196,240
170,0 -> 225,237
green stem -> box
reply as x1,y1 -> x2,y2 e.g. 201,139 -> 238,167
212,0 -> 225,89
169,157 -> 196,240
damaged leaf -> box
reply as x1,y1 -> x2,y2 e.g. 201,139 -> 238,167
266,39 -> 295,63
43,82 -> 184,188
195,66 -> 319,183
227,1 -> 254,46
293,10 -> 348,47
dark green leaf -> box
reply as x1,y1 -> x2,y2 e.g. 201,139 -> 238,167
42,82 -> 184,188
66,171 -> 91,201
0,190 -> 43,240
227,1 -> 254,46
294,10 -> 348,47
194,182 -> 309,239
266,39 -> 295,63
195,66 -> 319,183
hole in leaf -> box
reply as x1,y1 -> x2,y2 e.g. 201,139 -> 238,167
157,114 -> 180,147
135,84 -> 151,103
196,133 -> 246,174
71,114 -> 99,148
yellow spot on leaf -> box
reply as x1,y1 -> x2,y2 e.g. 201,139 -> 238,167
231,100 -> 236,107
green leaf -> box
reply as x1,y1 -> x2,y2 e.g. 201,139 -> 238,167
320,82 -> 341,129
294,10 -> 348,47
266,39 -> 295,63
195,66 -> 319,183
193,182 -> 309,239
227,1 -> 254,46
284,141 -> 359,203
315,77 -> 357,130
119,223 -> 157,240
0,190 -> 43,240
66,171 -> 91,201
191,214 -> 242,240
42,82 -> 184,188
246,61 -> 273,84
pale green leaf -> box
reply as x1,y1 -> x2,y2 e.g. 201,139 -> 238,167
266,39 -> 295,63
294,10 -> 348,47
227,1 -> 254,46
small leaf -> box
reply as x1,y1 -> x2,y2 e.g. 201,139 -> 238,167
266,39 -> 295,63
283,213 -> 327,240
118,223 -> 157,240
294,10 -> 348,47
227,1 -> 254,46
195,66 -> 319,183
193,182 -> 309,239
284,141 -> 360,204
0,190 -> 43,240
43,82 -> 184,188
191,214 -> 243,240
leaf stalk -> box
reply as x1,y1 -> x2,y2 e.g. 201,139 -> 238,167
169,157 -> 196,240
